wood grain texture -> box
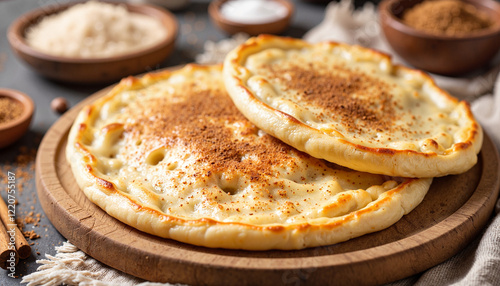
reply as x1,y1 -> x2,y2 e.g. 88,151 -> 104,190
36,86 -> 500,286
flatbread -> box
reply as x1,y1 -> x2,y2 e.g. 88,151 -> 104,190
222,35 -> 483,177
66,64 -> 432,250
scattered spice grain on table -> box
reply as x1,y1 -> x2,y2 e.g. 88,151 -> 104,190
0,144 -> 42,243
402,0 -> 492,36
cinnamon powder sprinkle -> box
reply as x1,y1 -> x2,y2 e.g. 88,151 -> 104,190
0,144 -> 41,241
23,230 -> 40,240
126,87 -> 305,180
16,211 -> 42,240
0,97 -> 23,124
265,63 -> 397,134
1,146 -> 37,194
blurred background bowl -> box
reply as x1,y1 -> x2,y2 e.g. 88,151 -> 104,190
0,89 -> 34,148
7,2 -> 178,84
129,0 -> 190,11
209,0 -> 294,36
379,0 -> 500,76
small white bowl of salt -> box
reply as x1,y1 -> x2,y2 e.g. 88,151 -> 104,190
209,0 -> 294,36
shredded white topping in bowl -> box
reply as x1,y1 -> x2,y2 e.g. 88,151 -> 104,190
26,1 -> 167,58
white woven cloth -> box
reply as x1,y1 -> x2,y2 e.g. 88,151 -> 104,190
23,1 -> 500,285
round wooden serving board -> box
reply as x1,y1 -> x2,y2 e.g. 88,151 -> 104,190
36,85 -> 500,286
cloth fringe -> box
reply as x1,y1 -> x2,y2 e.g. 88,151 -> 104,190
21,242 -> 178,286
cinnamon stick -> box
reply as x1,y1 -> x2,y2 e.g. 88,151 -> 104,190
0,197 -> 31,259
0,221 -> 18,270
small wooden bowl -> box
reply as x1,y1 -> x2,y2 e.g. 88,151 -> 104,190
7,2 -> 178,84
379,0 -> 500,76
0,89 -> 35,149
209,0 -> 294,36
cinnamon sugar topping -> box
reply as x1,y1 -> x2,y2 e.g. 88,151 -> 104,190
126,86 -> 300,180
266,64 -> 396,133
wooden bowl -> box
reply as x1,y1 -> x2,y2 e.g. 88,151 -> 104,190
209,0 -> 294,36
379,0 -> 500,76
0,89 -> 35,149
7,2 -> 178,84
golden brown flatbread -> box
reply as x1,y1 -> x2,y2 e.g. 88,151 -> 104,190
223,35 -> 482,177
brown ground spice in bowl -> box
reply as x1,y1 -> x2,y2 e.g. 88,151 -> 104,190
0,97 -> 24,125
402,0 -> 492,36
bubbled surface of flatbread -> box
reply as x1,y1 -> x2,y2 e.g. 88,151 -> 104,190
66,64 -> 432,250
223,35 -> 483,178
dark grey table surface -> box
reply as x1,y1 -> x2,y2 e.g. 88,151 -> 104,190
0,0 -> 339,284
